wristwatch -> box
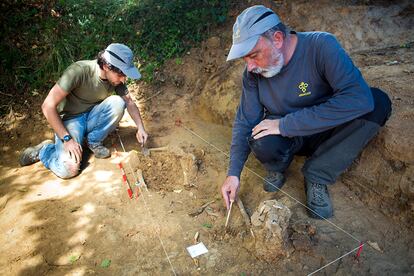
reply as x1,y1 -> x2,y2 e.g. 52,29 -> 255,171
62,134 -> 72,143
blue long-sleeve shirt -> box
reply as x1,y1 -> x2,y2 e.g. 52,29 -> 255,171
228,31 -> 374,178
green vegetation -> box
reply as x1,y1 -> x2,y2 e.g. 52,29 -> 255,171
69,254 -> 80,264
100,258 -> 111,268
202,222 -> 213,229
0,0 -> 228,114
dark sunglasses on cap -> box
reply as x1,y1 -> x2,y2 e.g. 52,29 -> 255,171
108,64 -> 126,77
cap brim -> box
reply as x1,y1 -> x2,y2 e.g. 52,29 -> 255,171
122,66 -> 141,80
226,35 -> 260,61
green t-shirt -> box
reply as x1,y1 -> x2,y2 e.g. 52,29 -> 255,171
57,60 -> 128,120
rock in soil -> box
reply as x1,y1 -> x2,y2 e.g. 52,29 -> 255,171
251,200 -> 292,262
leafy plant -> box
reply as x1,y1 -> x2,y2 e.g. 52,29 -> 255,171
100,258 -> 111,268
202,223 -> 212,229
69,254 -> 79,264
175,58 -> 183,65
0,0 -> 229,115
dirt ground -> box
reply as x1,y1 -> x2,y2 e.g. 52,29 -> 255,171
1,0 -> 414,275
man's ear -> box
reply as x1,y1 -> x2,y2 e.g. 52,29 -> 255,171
273,31 -> 284,49
102,64 -> 110,72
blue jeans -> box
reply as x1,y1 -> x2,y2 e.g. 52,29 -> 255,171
39,95 -> 125,179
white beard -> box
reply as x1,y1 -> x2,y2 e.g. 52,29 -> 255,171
252,47 -> 284,78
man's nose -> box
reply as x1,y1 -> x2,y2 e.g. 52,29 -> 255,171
245,59 -> 257,72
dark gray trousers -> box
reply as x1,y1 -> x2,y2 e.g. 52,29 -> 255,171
248,88 -> 392,185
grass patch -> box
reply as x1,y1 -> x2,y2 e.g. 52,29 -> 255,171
0,0 -> 229,114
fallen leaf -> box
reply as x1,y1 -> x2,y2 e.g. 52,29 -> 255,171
367,241 -> 383,253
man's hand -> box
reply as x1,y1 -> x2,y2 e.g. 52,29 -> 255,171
252,119 -> 280,139
63,139 -> 82,163
221,176 -> 240,210
136,126 -> 148,146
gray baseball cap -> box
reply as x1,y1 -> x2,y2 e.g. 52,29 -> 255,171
227,5 -> 281,61
103,43 -> 141,79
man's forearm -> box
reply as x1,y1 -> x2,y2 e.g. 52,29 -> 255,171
42,105 -> 69,139
126,103 -> 145,130
228,124 -> 252,178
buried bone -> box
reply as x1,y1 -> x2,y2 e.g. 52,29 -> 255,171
179,153 -> 198,187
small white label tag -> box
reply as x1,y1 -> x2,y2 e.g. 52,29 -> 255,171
186,242 -> 208,258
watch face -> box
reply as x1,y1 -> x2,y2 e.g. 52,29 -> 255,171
63,135 -> 72,142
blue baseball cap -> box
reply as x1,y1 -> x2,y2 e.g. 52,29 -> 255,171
227,5 -> 281,61
103,43 -> 141,79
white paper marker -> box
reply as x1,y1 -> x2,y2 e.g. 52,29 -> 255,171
186,242 -> 208,258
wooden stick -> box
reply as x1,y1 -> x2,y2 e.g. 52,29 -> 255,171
140,89 -> 164,103
225,200 -> 234,228
193,232 -> 199,244
149,146 -> 169,152
0,91 -> 13,97
200,200 -> 215,210
193,232 -> 200,268
236,198 -> 251,227
188,200 -> 215,217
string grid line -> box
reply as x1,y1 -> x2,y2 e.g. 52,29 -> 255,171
116,131 -> 177,276
181,124 -> 365,275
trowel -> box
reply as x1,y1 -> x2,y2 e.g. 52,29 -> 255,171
141,145 -> 150,157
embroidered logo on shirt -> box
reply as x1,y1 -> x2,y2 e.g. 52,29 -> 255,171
298,82 -> 311,97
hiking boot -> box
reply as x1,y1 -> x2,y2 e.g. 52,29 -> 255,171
19,140 -> 53,166
305,180 -> 333,219
263,171 -> 285,192
88,144 -> 111,159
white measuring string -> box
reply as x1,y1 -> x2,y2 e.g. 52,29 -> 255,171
181,124 -> 364,274
116,132 -> 177,276
181,125 -> 360,242
307,243 -> 363,276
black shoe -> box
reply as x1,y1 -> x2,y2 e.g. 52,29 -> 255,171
19,140 -> 53,166
305,180 -> 333,219
88,144 -> 110,159
263,171 -> 285,192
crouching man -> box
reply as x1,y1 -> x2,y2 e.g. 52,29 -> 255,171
19,43 -> 148,179
221,6 -> 392,219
